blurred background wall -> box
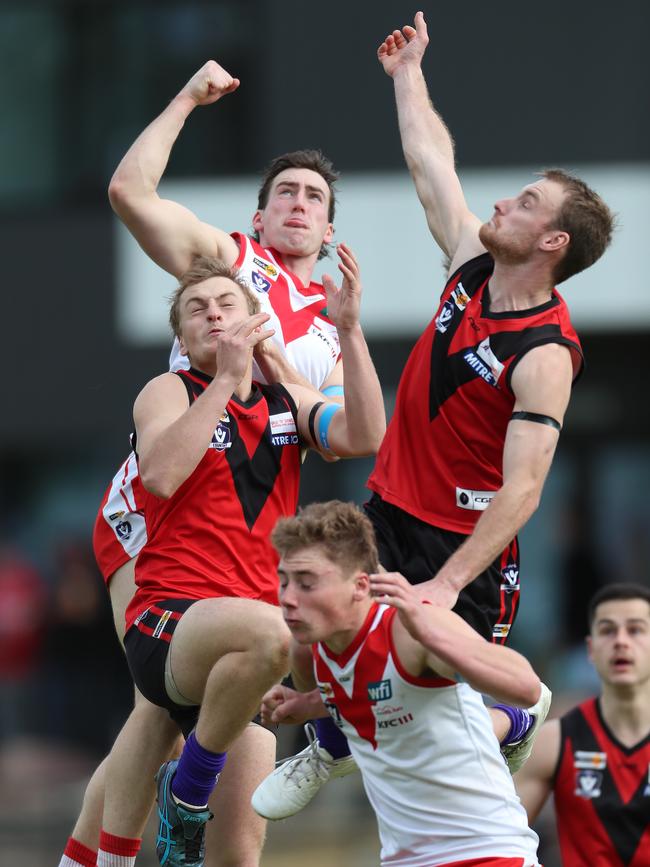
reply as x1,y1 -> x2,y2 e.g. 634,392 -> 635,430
1,0 -> 648,863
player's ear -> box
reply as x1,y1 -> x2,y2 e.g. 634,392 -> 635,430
323,222 -> 334,244
252,209 -> 263,233
178,335 -> 189,357
352,572 -> 370,601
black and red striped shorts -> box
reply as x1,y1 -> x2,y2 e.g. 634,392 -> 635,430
364,493 -> 520,644
124,599 -> 200,736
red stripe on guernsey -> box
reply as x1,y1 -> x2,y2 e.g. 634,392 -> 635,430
582,700 -> 650,803
314,604 -> 391,749
314,605 -> 454,750
555,737 -> 626,867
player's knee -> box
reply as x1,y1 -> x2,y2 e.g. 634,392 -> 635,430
250,614 -> 291,679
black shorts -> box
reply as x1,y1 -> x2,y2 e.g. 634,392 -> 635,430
124,598 -> 274,738
364,493 -> 520,644
124,599 -> 200,737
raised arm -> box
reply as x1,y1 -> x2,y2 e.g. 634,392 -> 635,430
513,719 -> 561,822
108,60 -> 240,277
415,343 -> 574,607
370,572 -> 540,706
378,12 -> 483,272
288,244 -> 385,457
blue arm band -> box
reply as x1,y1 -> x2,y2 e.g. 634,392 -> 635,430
321,385 -> 344,398
316,403 -> 342,452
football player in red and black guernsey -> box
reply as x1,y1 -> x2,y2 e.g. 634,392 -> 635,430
241,12 -> 617,827
515,583 -> 650,867
366,12 -> 615,637
93,251 -> 384,867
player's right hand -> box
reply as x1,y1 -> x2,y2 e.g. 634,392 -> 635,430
260,685 -> 327,726
182,60 -> 240,106
216,313 -> 274,386
377,11 -> 429,77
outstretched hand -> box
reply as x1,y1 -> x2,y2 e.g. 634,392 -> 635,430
322,243 -> 362,333
183,60 -> 240,106
377,10 -> 429,77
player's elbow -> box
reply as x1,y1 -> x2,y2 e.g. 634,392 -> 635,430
108,172 -> 145,218
518,673 -> 543,709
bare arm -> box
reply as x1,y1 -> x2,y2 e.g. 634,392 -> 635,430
136,313 -> 272,498
289,244 -> 385,457
108,61 -> 241,277
378,13 -> 483,271
370,572 -> 541,707
416,342 -> 574,607
513,719 -> 561,822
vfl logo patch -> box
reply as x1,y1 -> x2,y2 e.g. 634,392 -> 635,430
251,271 -> 272,293
575,769 -> 603,799
115,520 -> 132,540
501,564 -> 520,593
210,410 -> 231,451
435,300 -> 455,333
253,257 -> 279,280
367,679 -> 392,702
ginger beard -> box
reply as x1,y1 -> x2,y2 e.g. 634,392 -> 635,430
479,219 -> 543,265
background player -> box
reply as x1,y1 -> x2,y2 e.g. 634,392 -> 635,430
256,500 -> 543,867
250,9 -> 615,819
514,583 -> 650,866
60,59 -> 353,867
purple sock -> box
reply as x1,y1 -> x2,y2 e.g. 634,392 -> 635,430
171,731 -> 227,808
315,716 -> 351,759
494,705 -> 533,745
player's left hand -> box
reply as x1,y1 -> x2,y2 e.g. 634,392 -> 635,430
370,571 -> 436,643
323,243 -> 362,333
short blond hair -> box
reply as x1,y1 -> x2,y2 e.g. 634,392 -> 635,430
169,256 -> 260,337
272,501 -> 379,576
